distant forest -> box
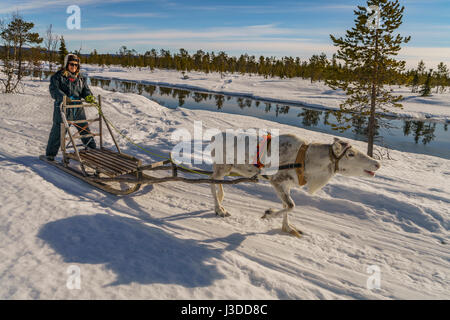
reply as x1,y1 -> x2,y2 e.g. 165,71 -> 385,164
80,46 -> 449,92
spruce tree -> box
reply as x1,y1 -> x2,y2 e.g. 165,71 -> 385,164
435,62 -> 448,93
417,60 -> 426,76
58,36 -> 68,67
411,71 -> 419,93
326,0 -> 410,157
419,70 -> 432,96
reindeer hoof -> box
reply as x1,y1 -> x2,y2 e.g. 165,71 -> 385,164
289,229 -> 303,238
217,212 -> 231,217
215,207 -> 230,217
261,208 -> 275,219
282,224 -> 303,238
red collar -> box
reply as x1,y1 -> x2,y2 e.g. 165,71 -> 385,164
254,133 -> 272,169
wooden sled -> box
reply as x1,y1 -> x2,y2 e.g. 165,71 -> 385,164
40,95 -> 257,195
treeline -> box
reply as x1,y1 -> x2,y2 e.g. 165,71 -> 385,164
82,47 -> 450,94
85,47 -> 336,82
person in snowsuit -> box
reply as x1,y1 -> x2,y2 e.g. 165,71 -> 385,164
45,53 -> 96,160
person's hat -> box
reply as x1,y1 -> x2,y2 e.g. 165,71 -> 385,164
64,53 -> 80,69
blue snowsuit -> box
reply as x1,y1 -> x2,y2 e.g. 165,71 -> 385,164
46,69 -> 96,157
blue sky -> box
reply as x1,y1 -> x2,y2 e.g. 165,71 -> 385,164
1,0 -> 450,68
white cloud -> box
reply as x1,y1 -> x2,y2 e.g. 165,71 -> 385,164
108,12 -> 165,18
63,24 -> 298,41
81,25 -> 137,32
399,46 -> 450,69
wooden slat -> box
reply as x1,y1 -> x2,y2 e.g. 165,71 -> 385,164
81,153 -> 128,174
66,153 -> 117,176
82,150 -> 139,175
66,149 -> 141,177
87,149 -> 137,170
79,152 -> 128,175
67,133 -> 101,140
74,151 -> 123,175
80,151 -> 135,174
103,149 -> 140,162
62,96 -> 87,176
99,95 -> 121,154
39,155 -> 141,195
139,159 -> 172,170
67,118 -> 100,124
88,149 -> 138,170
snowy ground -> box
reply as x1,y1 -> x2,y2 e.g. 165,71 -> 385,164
0,78 -> 448,299
80,64 -> 450,123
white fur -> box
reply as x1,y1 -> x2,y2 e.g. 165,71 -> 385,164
63,53 -> 80,69
210,133 -> 381,237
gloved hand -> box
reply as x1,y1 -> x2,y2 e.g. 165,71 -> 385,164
84,95 -> 97,105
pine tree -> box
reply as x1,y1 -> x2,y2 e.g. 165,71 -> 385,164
0,12 -> 43,92
411,71 -> 419,93
90,49 -> 98,65
419,69 -> 432,96
417,60 -> 426,76
435,62 -> 448,93
58,36 -> 68,67
308,54 -> 319,83
326,0 -> 410,156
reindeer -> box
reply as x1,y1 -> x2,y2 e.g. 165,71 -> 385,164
210,133 -> 381,237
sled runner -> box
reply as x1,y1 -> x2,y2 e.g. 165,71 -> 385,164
40,95 -> 257,195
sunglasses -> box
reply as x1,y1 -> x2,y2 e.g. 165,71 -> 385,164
68,62 -> 79,67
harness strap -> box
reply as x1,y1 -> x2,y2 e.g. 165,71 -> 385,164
295,143 -> 309,186
253,138 -> 308,185
254,133 -> 271,169
329,145 -> 351,173
278,163 -> 302,170
254,141 -> 351,184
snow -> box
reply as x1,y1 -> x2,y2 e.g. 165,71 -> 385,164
0,77 -> 449,299
82,65 -> 450,123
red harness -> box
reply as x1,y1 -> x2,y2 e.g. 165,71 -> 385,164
254,133 -> 272,169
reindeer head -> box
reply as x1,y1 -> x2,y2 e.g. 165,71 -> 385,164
331,138 -> 381,178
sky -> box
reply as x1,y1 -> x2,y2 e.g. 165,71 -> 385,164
1,0 -> 450,69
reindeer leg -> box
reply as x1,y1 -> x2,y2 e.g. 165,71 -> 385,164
211,165 -> 231,217
217,184 -> 224,203
262,182 -> 302,238
281,211 -> 303,238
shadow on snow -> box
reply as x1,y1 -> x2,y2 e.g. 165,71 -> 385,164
37,214 -> 227,287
